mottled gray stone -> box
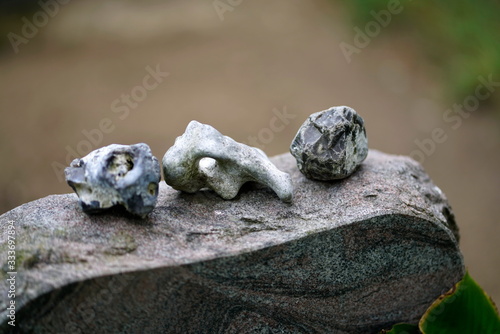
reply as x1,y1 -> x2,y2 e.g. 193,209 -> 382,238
163,120 -> 293,202
65,143 -> 161,217
0,151 -> 463,334
290,106 -> 368,180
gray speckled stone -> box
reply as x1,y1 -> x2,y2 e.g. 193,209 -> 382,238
163,120 -> 293,202
0,150 -> 463,334
65,143 -> 161,217
290,106 -> 368,180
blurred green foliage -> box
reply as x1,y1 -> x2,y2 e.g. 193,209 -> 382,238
381,271 -> 500,333
341,0 -> 500,107
419,271 -> 500,333
0,1 -> 41,52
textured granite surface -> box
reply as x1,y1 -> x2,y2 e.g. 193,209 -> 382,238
0,150 -> 464,333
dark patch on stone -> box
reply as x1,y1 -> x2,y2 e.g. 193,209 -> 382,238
80,200 -> 101,212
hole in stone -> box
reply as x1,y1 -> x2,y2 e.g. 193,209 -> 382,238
108,153 -> 134,178
148,182 -> 157,196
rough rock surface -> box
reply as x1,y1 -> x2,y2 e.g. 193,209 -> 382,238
0,150 -> 463,334
290,106 -> 368,180
65,143 -> 161,217
163,120 -> 293,202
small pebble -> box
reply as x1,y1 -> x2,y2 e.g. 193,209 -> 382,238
65,143 -> 161,217
290,106 -> 368,180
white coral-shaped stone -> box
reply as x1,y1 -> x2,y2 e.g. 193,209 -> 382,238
162,121 -> 293,202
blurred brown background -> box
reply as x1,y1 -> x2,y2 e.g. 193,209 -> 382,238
0,0 -> 498,304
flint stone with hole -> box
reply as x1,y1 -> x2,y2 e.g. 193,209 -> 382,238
0,150 -> 464,333
291,106 -> 368,180
65,143 -> 161,217
163,120 -> 293,202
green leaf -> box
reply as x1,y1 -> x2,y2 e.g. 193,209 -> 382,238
380,323 -> 420,334
419,271 -> 500,334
